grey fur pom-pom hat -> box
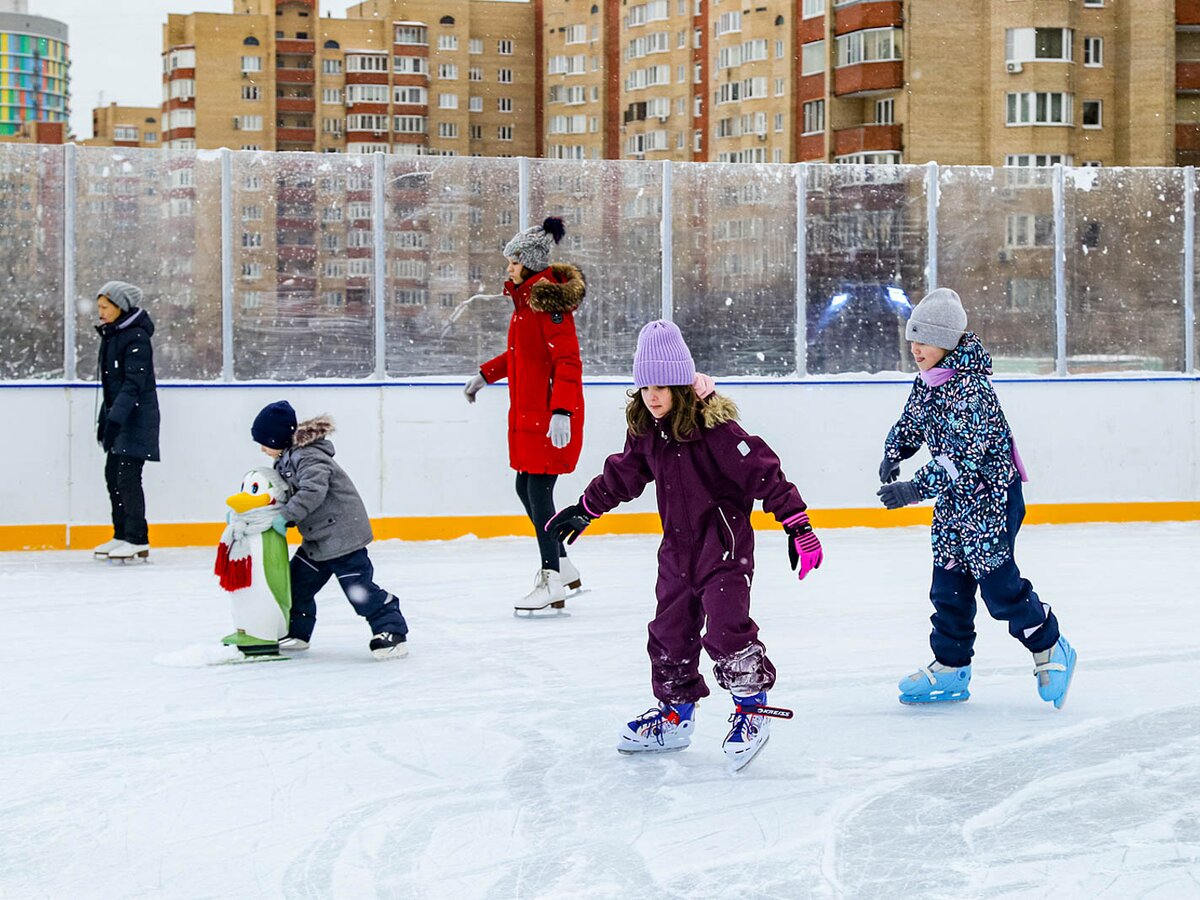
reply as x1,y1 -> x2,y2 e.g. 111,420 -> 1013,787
503,216 -> 565,273
905,288 -> 967,351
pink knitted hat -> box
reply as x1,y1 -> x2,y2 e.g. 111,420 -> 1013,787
633,320 -> 696,388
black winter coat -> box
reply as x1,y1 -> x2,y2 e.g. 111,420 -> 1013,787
96,308 -> 161,461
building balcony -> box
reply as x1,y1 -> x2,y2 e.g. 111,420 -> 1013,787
277,97 -> 315,114
834,1 -> 903,36
1176,123 -> 1200,151
276,127 -> 316,144
833,123 -> 902,156
346,72 -> 390,85
276,39 -> 315,55
1179,0 -> 1200,28
277,245 -> 318,262
833,61 -> 903,97
276,68 -> 315,84
1178,61 -> 1200,92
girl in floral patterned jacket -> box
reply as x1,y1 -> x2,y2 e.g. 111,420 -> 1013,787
876,288 -> 1077,709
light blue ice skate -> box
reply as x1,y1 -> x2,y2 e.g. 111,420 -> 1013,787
898,661 -> 972,705
1033,636 -> 1077,709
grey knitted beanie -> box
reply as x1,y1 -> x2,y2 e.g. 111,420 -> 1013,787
98,280 -> 144,313
905,288 -> 967,351
503,216 -> 565,273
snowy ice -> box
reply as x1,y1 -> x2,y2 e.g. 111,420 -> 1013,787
2,523 -> 1199,897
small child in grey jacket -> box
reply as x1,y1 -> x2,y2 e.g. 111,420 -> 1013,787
252,400 -> 409,660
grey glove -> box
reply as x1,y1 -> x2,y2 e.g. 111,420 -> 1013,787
547,412 -> 571,449
879,455 -> 901,484
464,373 -> 486,404
877,481 -> 922,510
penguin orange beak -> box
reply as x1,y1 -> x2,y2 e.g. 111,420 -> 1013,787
226,492 -> 273,514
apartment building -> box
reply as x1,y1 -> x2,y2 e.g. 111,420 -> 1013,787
87,104 -> 162,148
162,0 -> 535,157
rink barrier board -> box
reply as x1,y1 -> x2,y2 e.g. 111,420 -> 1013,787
3,502 -> 1199,551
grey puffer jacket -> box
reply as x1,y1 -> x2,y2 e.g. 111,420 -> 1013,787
274,416 -> 373,562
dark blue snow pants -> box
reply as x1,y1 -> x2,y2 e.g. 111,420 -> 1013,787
288,546 -> 409,642
928,480 -> 1060,668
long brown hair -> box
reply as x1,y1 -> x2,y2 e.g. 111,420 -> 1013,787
626,385 -> 704,441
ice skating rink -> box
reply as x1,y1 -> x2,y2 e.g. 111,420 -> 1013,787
2,522 -> 1199,899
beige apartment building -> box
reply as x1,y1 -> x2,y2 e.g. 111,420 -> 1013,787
87,104 -> 162,148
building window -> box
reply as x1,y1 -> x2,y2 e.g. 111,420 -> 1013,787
498,39 -> 513,55
241,55 -> 262,72
803,0 -> 825,17
394,115 -> 427,133
324,39 -> 340,49
243,36 -> 260,46
438,35 -> 458,51
347,54 -> 388,73
394,56 -> 428,75
498,97 -> 513,112
875,98 -> 894,124
469,66 -> 482,81
715,12 -> 741,36
801,41 -> 824,76
114,126 -> 138,142
1005,28 -> 1073,63
242,85 -> 261,101
1082,99 -> 1102,128
322,88 -> 342,104
470,124 -> 483,140
347,84 -> 389,104
1005,92 -> 1073,126
1083,0 -> 1102,6
235,115 -> 263,131
394,86 -> 427,104
346,114 -> 389,131
1084,37 -> 1103,67
1005,214 -> 1054,248
836,28 -> 901,67
439,63 -> 458,79
802,99 -> 824,134
1005,153 -> 1072,167
498,68 -> 513,83
439,122 -> 459,138
241,204 -> 263,221
469,38 -> 483,54
395,25 -> 428,45
1082,160 -> 1103,167
468,96 -> 483,112
438,93 -> 459,109
241,262 -> 262,279
242,232 -> 262,248
834,151 -> 901,164
322,58 -> 342,74
322,117 -> 343,135
775,77 -> 785,96
774,112 -> 784,132
143,132 -> 156,143
498,125 -> 513,141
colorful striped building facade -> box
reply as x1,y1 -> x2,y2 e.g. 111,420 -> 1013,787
0,7 -> 68,138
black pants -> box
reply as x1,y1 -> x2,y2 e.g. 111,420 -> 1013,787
288,546 -> 408,642
514,472 -> 566,571
104,454 -> 148,545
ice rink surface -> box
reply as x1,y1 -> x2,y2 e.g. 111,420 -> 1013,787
2,522 -> 1199,899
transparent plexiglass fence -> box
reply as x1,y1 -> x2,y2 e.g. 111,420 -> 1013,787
3,144 -> 1197,381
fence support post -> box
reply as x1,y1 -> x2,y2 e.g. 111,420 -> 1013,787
373,152 -> 387,380
220,148 -> 234,382
795,163 -> 808,378
661,160 -> 673,322
63,142 -> 76,381
1053,164 -> 1067,376
925,160 -> 939,292
1185,166 -> 1196,373
518,156 -> 530,232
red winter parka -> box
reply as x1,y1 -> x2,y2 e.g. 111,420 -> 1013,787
479,263 -> 586,475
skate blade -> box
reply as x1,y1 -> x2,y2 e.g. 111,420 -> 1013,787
617,743 -> 688,755
899,692 -> 970,706
726,734 -> 769,772
371,646 -> 409,661
108,554 -> 151,565
513,607 -> 571,618
218,653 -> 289,665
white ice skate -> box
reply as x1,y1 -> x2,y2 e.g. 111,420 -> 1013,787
558,556 -> 583,592
723,693 -> 771,771
92,538 -> 122,559
514,568 -> 567,616
107,541 -> 150,563
618,702 -> 695,754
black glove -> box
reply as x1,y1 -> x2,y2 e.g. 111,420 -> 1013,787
546,501 -> 595,545
879,455 -> 901,484
877,481 -> 921,510
102,419 -> 121,451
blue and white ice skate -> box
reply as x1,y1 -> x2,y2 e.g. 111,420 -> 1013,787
618,702 -> 695,754
723,691 -> 771,771
1033,636 -> 1077,709
898,661 -> 972,705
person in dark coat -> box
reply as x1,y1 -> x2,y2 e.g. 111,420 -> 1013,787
462,216 -> 589,612
876,288 -> 1077,709
94,281 -> 160,561
547,320 -> 824,769
253,401 -> 410,661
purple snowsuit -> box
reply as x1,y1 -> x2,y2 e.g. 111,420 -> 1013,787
581,395 -> 807,704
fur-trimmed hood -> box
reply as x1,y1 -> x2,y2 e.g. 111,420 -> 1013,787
700,393 -> 739,428
293,415 -> 335,449
528,263 -> 586,314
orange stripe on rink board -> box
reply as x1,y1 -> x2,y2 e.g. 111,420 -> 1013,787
1,502 -> 1197,551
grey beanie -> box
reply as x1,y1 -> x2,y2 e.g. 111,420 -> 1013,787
503,216 -> 565,273
98,280 -> 144,313
905,288 -> 967,351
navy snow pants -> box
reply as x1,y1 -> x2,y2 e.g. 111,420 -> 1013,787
928,480 -> 1060,667
288,546 -> 408,641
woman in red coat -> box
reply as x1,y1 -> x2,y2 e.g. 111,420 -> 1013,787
464,217 -> 587,612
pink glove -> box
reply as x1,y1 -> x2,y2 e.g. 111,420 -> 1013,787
693,372 -> 715,399
783,511 -> 823,581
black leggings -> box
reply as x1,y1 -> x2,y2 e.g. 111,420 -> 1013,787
514,472 -> 566,571
105,454 -> 148,545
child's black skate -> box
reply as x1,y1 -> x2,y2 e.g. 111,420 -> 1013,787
369,631 -> 408,660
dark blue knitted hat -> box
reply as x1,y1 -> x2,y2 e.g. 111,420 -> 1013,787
251,400 -> 297,450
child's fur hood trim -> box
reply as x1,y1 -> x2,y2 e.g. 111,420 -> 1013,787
701,393 -> 739,427
528,263 -> 586,314
294,415 -> 335,448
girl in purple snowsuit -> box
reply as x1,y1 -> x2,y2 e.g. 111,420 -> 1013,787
547,320 -> 824,769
